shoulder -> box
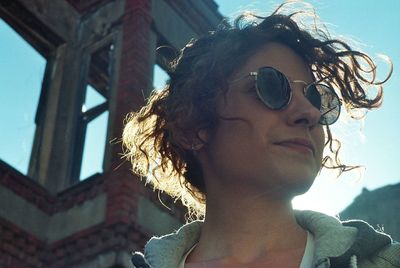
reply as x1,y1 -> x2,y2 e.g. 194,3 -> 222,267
341,219 -> 399,267
375,242 -> 400,266
359,242 -> 400,268
131,251 -> 151,268
132,220 -> 203,268
295,210 -> 399,267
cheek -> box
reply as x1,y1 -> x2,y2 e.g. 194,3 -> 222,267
315,126 -> 325,164
214,119 -> 256,154
207,119 -> 263,173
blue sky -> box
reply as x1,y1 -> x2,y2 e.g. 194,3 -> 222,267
0,20 -> 45,174
1,1 -> 399,215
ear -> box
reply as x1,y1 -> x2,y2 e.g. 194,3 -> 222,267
179,136 -> 194,150
179,129 -> 209,151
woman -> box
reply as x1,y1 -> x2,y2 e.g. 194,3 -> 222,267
123,2 -> 399,268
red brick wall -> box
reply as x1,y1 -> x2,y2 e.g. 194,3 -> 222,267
0,165 -> 150,267
0,217 -> 45,268
109,0 -> 153,168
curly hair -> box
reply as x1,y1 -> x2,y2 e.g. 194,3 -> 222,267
122,2 -> 392,219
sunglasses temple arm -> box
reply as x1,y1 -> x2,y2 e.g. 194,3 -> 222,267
320,106 -> 337,117
230,73 -> 256,84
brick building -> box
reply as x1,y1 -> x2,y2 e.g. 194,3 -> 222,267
0,0 -> 223,267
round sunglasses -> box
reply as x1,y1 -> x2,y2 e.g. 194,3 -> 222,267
235,66 -> 341,125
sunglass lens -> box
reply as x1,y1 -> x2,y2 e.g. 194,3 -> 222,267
256,68 -> 291,109
305,84 -> 321,110
308,84 -> 340,125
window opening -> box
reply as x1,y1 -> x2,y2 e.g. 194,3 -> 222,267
80,85 -> 109,180
75,44 -> 113,181
0,19 -> 46,175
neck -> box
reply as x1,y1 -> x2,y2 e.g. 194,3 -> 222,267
187,183 -> 307,264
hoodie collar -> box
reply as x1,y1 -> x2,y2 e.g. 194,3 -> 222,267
142,210 -> 391,268
144,220 -> 202,268
294,210 -> 358,261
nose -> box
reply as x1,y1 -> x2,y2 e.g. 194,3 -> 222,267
286,85 -> 321,128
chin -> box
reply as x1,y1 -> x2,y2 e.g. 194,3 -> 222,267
291,181 -> 314,196
279,171 -> 316,198
255,175 -> 315,200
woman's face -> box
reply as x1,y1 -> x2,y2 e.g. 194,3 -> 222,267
198,42 -> 325,198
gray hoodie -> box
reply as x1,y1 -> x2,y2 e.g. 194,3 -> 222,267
131,210 -> 400,268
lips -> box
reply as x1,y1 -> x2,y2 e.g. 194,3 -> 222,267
274,138 -> 315,155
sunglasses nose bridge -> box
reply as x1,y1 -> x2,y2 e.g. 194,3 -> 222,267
291,80 -> 308,93
290,80 -> 317,108
288,82 -> 322,124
